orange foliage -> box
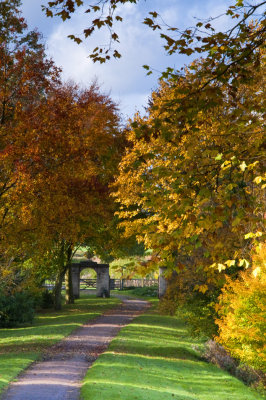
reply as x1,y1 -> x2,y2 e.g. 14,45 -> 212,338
1,82 -> 122,259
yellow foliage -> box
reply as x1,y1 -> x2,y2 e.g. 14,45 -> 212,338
216,245 -> 266,371
113,54 -> 265,277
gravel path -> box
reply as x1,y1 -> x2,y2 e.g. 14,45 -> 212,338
1,297 -> 149,400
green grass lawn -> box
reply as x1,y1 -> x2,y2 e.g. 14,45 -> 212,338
112,288 -> 158,299
0,293 -> 120,395
81,301 -> 263,400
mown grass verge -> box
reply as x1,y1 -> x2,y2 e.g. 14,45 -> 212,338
0,293 -> 120,395
81,300 -> 263,400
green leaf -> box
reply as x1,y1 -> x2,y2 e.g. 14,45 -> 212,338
215,153 -> 223,161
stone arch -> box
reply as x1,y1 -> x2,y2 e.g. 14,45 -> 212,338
71,260 -> 110,299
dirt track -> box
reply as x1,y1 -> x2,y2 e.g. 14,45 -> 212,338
1,297 -> 149,400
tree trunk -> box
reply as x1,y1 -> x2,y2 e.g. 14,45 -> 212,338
65,264 -> 74,304
54,267 -> 66,310
65,244 -> 74,304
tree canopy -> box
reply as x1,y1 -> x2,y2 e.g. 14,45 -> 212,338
0,1 -> 125,308
113,44 -> 265,276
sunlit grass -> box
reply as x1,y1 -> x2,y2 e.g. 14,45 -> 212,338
0,293 -> 120,394
81,303 -> 263,400
0,353 -> 38,392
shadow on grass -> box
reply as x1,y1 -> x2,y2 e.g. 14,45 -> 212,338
0,353 -> 39,393
81,311 -> 262,400
0,296 -> 120,354
0,315 -> 99,352
108,314 -> 202,361
0,295 -> 121,395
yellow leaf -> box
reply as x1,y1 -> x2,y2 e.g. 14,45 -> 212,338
215,221 -> 223,228
232,217 -> 241,227
239,161 -> 247,171
198,284 -> 208,294
254,176 -> 262,184
239,259 -> 250,268
218,263 -> 226,272
225,259 -> 236,267
252,267 -> 261,278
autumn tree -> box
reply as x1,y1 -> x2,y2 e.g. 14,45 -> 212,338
0,0 -> 61,257
0,0 -> 63,302
2,80 -> 123,309
112,41 -> 265,333
0,0 -> 59,120
115,50 -> 264,255
0,1 -> 126,310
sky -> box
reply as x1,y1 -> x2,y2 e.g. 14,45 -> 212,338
21,0 -> 233,121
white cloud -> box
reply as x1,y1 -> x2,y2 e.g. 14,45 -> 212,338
45,3 -> 165,119
186,0 -> 233,31
22,0 -> 235,120
113,92 -> 150,121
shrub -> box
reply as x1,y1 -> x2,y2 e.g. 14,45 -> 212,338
234,365 -> 262,387
40,289 -> 54,309
0,291 -> 35,328
215,248 -> 266,372
180,296 -> 219,338
158,271 -> 220,337
204,340 -> 262,387
204,339 -> 238,373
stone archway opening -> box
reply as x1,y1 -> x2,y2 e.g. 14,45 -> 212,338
71,260 -> 110,299
70,260 -> 167,299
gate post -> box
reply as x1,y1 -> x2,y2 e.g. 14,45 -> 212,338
95,265 -> 110,297
71,266 -> 80,299
158,267 -> 168,298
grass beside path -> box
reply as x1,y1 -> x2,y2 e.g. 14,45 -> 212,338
81,300 -> 263,400
0,293 -> 120,395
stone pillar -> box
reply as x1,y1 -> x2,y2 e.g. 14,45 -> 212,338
72,266 -> 80,299
158,267 -> 167,298
95,265 -> 110,297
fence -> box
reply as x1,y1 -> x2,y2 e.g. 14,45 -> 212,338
80,278 -> 158,290
80,278 -> 97,288
121,279 -> 158,288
